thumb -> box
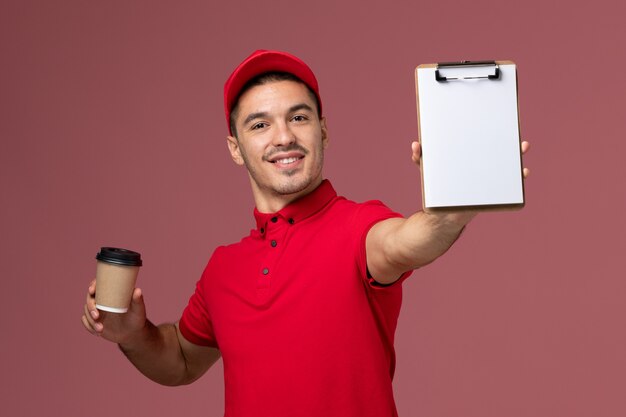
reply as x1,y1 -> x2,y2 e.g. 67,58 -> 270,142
411,141 -> 421,165
129,287 -> 146,316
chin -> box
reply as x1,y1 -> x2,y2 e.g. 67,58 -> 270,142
273,181 -> 310,196
273,175 -> 317,196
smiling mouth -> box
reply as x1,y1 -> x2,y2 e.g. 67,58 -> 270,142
271,156 -> 303,164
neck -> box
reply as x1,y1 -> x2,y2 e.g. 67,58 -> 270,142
251,177 -> 323,213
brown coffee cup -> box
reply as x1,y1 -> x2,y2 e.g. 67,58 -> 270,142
95,247 -> 142,313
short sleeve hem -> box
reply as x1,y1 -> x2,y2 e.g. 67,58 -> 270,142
178,314 -> 218,347
354,201 -> 414,288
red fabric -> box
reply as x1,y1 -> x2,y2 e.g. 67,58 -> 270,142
223,49 -> 322,135
179,180 -> 412,417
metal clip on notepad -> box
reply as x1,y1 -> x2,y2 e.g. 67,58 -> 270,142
435,61 -> 501,82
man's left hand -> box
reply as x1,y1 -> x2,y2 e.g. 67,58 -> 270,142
410,139 -> 531,225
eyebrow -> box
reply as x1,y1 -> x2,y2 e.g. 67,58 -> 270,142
242,112 -> 268,127
288,103 -> 315,114
242,103 -> 316,127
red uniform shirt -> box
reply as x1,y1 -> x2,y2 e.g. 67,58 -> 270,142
179,180 -> 412,417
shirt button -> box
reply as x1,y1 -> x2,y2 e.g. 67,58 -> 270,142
262,268 -> 269,275
288,218 -> 294,225
271,240 -> 277,247
271,216 -> 278,223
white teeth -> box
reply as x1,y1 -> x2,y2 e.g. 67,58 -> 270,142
276,157 -> 298,164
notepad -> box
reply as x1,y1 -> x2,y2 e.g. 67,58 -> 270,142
415,61 -> 525,210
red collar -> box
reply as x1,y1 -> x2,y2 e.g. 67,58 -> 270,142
254,180 -> 336,232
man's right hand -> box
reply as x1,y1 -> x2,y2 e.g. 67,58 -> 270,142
81,279 -> 148,345
81,279 -> 220,386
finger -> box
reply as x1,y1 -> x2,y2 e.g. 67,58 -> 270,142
129,288 -> 146,316
132,287 -> 143,303
83,303 -> 103,334
86,287 -> 99,320
521,141 -> 530,154
84,301 -> 102,330
81,314 -> 98,335
523,167 -> 530,178
411,141 -> 421,164
88,279 -> 96,295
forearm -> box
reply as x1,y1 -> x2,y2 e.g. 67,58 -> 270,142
118,321 -> 190,386
396,210 -> 474,268
377,210 -> 476,277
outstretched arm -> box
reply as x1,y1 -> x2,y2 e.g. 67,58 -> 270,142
365,140 -> 530,284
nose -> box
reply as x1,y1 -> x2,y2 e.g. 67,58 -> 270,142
272,121 -> 296,147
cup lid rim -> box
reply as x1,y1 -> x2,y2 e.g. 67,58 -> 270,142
96,247 -> 142,266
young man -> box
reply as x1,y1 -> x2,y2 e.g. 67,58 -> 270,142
82,50 -> 529,417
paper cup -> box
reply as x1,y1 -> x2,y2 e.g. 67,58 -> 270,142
95,247 -> 142,313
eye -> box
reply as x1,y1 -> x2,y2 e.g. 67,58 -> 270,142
291,115 -> 308,122
251,122 -> 268,130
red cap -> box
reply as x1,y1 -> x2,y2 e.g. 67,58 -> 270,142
224,50 -> 322,135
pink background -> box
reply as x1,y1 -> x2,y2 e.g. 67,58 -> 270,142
2,1 -> 625,416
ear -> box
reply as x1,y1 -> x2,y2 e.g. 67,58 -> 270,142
227,135 -> 245,166
320,117 -> 329,149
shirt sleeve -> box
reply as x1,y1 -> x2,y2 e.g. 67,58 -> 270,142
179,261 -> 219,348
351,200 -> 414,288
